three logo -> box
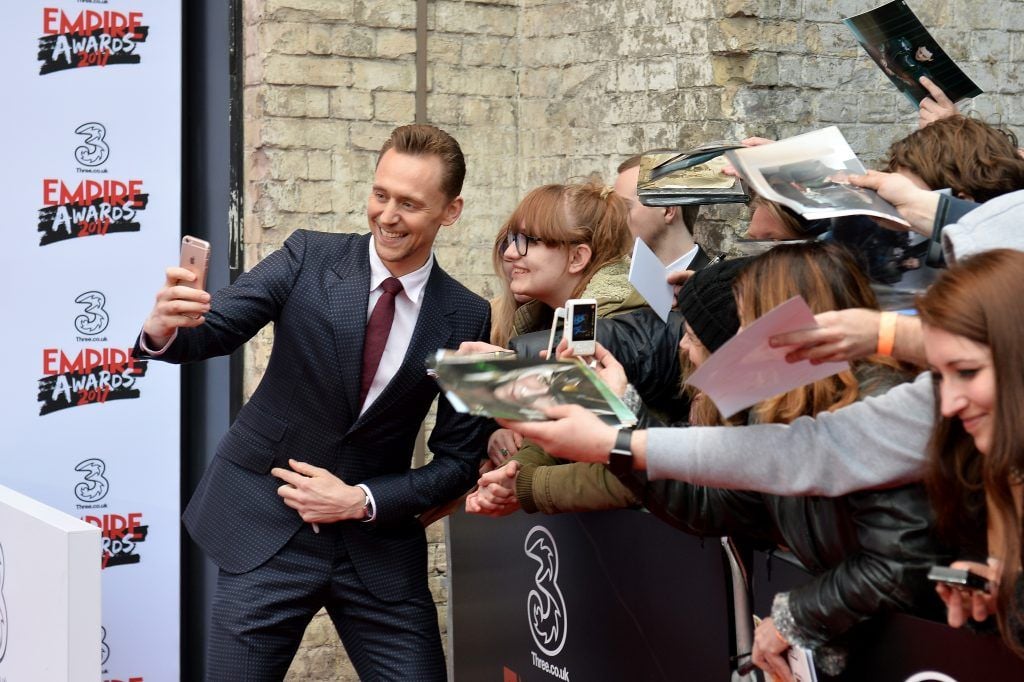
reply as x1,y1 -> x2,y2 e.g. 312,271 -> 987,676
75,458 -> 110,504
524,526 -> 567,656
74,291 -> 110,336
74,122 -> 110,168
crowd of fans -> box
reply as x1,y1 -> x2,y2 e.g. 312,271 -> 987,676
456,82 -> 1024,680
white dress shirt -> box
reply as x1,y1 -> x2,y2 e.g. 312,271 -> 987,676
358,241 -> 434,522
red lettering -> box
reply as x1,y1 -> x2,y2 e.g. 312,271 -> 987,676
42,179 -> 144,207
83,513 -> 144,538
42,348 -> 58,375
42,9 -> 145,36
42,7 -> 59,34
41,348 -> 139,377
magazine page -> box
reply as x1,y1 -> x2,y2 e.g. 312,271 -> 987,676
637,151 -> 747,206
724,127 -> 909,226
649,141 -> 745,178
427,352 -> 637,426
845,0 -> 982,107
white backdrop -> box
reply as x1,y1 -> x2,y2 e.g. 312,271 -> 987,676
0,3 -> 182,681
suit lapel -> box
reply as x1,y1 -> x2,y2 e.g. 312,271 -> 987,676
353,264 -> 453,429
690,246 -> 711,272
327,234 -> 372,421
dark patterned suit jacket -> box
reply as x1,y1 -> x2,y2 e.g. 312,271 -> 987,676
146,230 -> 491,601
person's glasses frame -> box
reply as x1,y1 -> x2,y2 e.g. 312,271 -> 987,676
505,231 -> 544,257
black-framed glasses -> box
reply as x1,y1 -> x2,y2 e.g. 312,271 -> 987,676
505,231 -> 543,257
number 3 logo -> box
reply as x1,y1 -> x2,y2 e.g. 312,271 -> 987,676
74,122 -> 110,167
75,458 -> 110,503
75,291 -> 110,336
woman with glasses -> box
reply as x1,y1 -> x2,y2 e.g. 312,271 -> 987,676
497,181 -> 639,339
469,181 -> 640,469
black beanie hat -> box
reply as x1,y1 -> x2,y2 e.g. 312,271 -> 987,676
676,257 -> 751,353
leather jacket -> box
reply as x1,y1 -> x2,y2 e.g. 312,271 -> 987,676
645,480 -> 947,647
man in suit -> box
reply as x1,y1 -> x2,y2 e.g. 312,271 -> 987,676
613,154 -> 706,270
138,124 -> 490,681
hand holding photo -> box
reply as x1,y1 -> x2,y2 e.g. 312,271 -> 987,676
427,351 -> 637,426
845,0 -> 981,108
724,126 -> 910,227
685,296 -> 849,418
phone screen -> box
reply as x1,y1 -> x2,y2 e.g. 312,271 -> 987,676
571,304 -> 596,341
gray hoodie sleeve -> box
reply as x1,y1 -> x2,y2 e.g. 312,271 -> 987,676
645,372 -> 933,496
943,189 -> 1024,264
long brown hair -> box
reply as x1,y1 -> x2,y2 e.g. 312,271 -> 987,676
885,116 -> 1024,202
732,241 -> 904,424
498,181 -> 633,300
916,249 -> 1024,655
489,225 -> 519,347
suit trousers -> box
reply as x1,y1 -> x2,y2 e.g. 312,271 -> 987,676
206,522 -> 446,681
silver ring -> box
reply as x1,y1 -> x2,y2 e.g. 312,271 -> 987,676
499,448 -> 510,456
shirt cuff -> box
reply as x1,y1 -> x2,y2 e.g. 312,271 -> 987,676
355,483 -> 376,522
138,328 -> 178,356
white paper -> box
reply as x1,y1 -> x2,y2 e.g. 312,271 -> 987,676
787,644 -> 819,682
685,296 -> 849,418
627,237 -> 674,322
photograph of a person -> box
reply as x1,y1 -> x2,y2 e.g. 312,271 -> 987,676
430,358 -> 635,425
845,0 -> 982,107
760,158 -> 894,215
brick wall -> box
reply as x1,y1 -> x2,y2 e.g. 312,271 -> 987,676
234,1 -> 1024,679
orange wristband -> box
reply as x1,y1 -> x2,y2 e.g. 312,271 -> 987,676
877,311 -> 898,357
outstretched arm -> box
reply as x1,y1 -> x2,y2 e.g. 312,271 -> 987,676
502,372 -> 933,497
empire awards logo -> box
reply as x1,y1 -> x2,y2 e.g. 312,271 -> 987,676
524,526 -> 567,656
83,512 -> 148,570
0,542 -> 8,664
37,293 -> 148,415
38,8 -> 149,75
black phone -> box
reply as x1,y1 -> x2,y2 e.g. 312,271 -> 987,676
927,565 -> 990,591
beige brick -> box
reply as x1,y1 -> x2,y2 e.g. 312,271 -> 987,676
436,1 -> 517,36
428,35 -> 462,64
264,54 -> 353,86
330,88 -> 374,120
350,121 -> 401,151
426,93 -> 462,125
308,151 -> 333,180
373,91 -> 416,123
459,35 -> 516,67
431,63 -> 516,97
327,24 -> 376,57
353,0 -> 416,29
260,22 -> 308,54
375,29 -> 417,58
351,59 -> 416,91
265,0 -> 354,22
265,148 -> 308,179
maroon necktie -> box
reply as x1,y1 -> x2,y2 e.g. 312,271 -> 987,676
359,277 -> 404,408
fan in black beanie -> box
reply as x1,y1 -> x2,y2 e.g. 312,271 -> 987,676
675,257 -> 751,353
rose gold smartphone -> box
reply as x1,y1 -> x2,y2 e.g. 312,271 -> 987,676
179,235 -> 210,291
179,236 -> 210,319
